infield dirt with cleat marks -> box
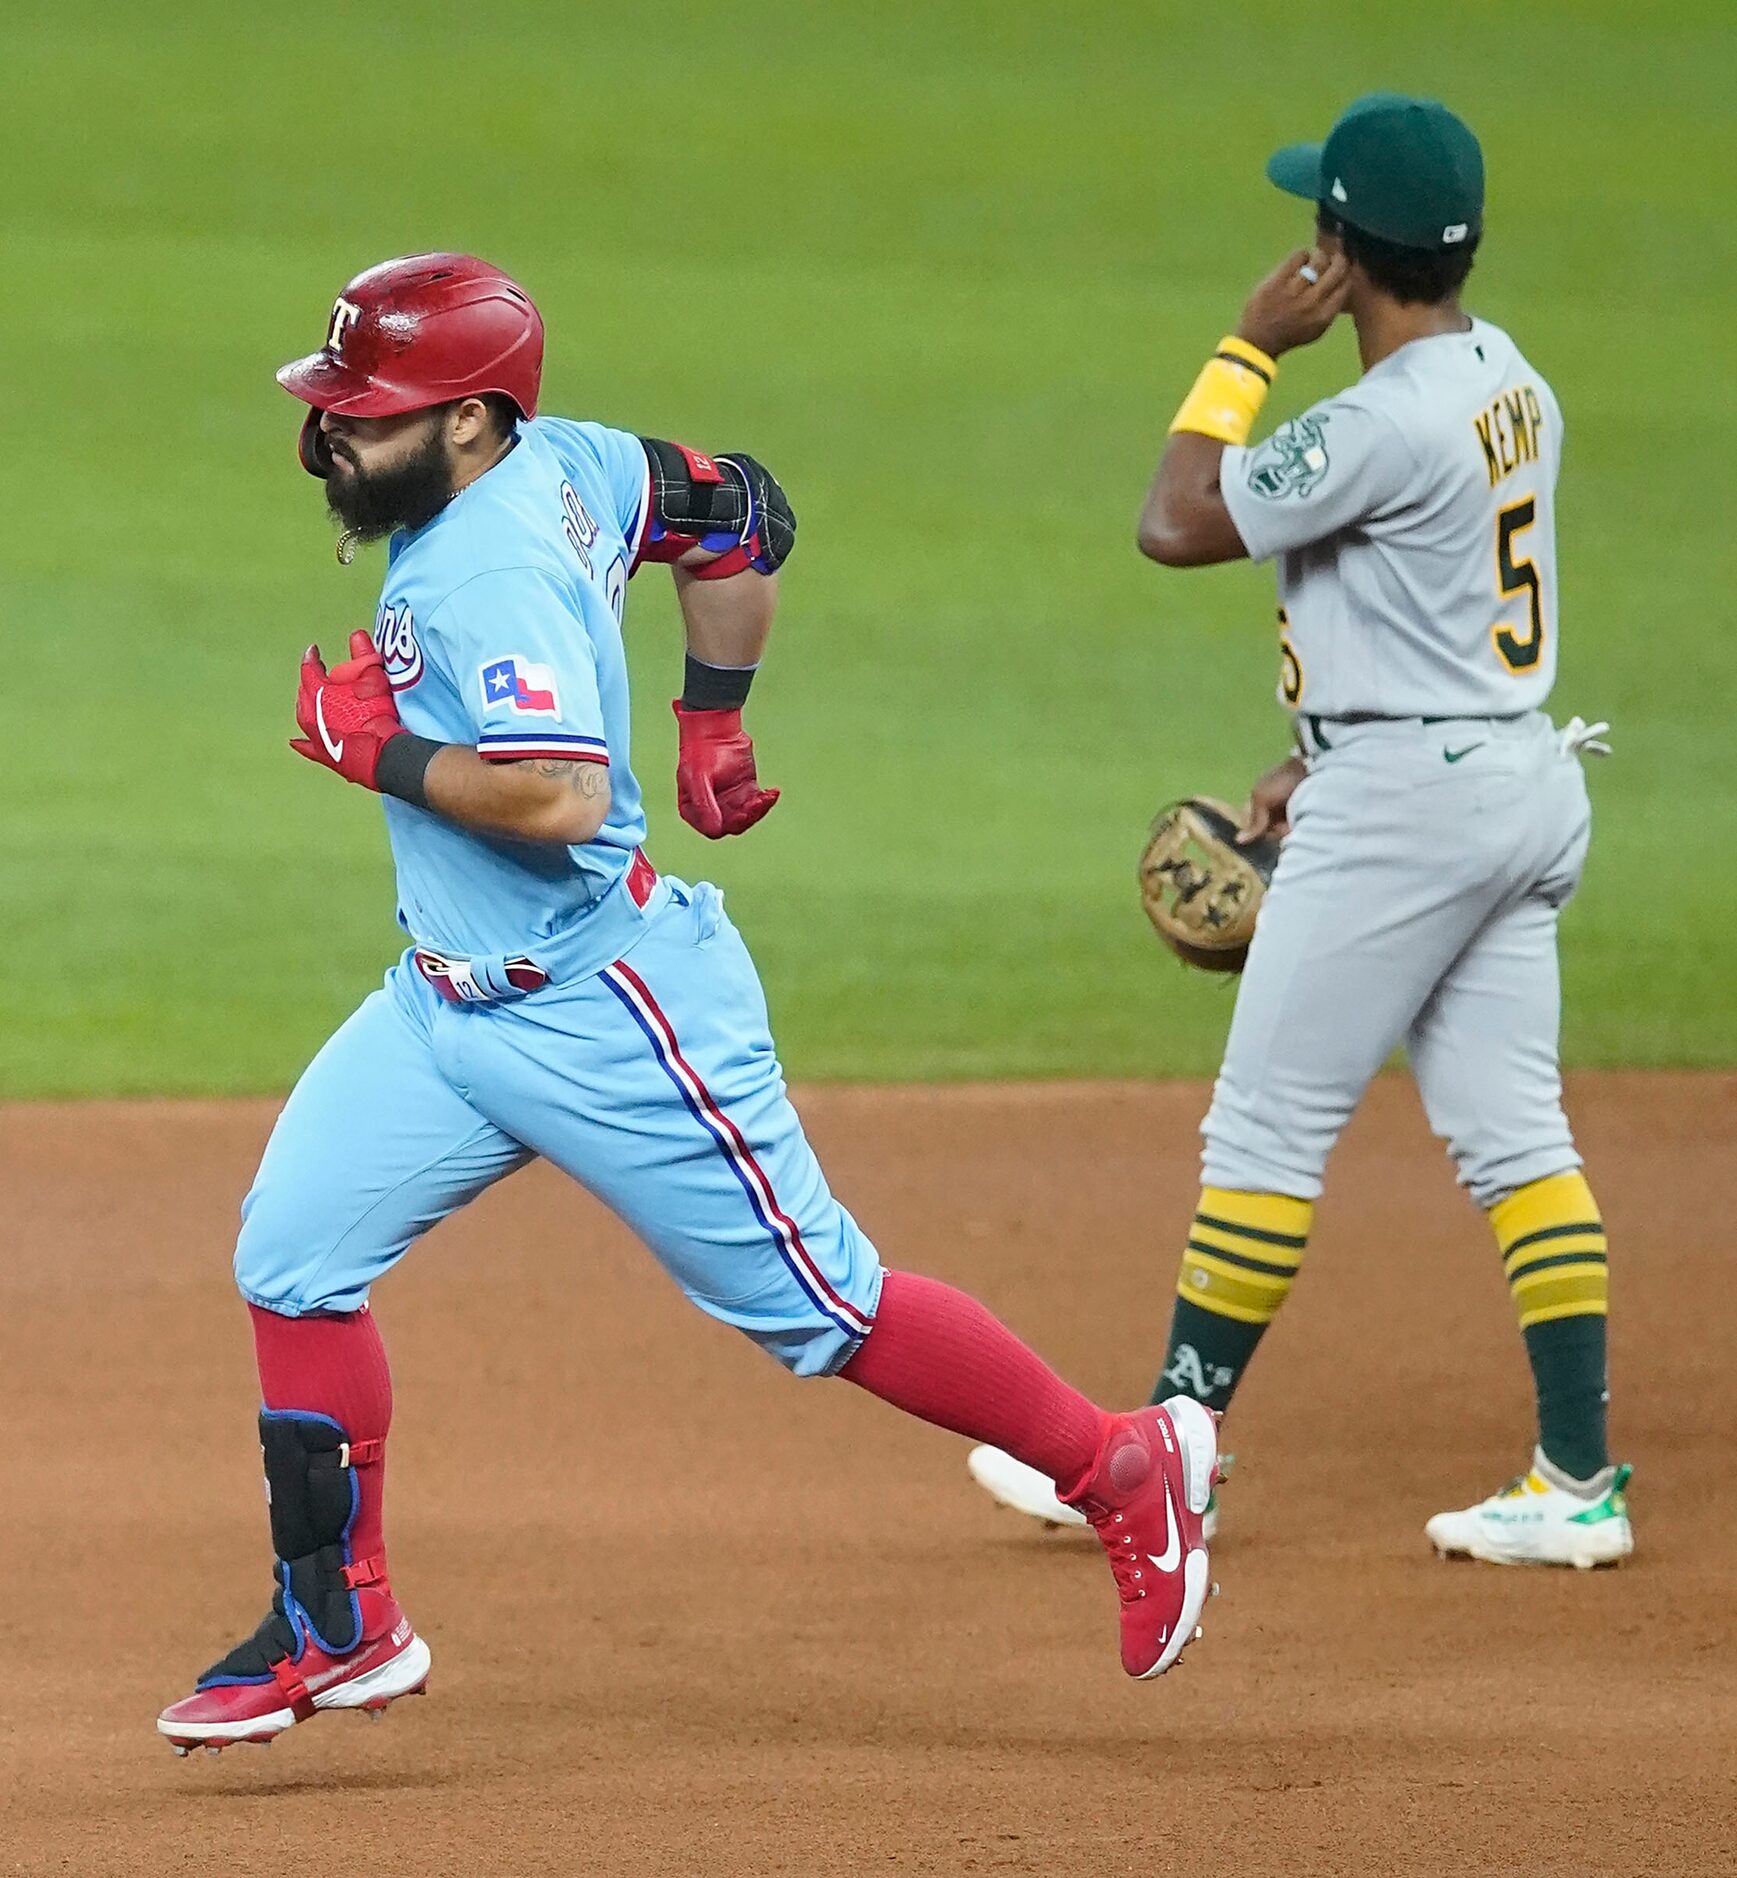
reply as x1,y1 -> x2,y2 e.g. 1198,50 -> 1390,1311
2,1074 -> 1731,1876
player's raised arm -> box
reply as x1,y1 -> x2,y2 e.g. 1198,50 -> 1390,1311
1137,248 -> 1350,567
633,439 -> 795,838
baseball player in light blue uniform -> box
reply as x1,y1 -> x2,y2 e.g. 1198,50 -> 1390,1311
240,411 -> 884,1368
157,253 -> 1222,1753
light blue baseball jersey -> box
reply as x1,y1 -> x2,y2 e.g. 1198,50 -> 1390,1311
370,417 -> 654,958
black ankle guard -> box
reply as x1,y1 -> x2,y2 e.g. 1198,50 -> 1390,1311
199,1411 -> 381,1684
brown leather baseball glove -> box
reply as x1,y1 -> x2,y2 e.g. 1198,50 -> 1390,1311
1138,796 -> 1281,974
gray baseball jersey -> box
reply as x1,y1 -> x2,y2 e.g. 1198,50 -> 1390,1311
1220,319 -> 1561,718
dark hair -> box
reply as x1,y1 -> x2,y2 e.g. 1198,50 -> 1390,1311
477,391 -> 521,441
1318,209 -> 1479,305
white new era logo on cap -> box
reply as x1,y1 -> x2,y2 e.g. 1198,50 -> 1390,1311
1330,177 -> 1349,202
1442,222 -> 1469,243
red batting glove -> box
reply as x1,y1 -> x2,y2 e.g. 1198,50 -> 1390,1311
672,701 -> 780,838
290,629 -> 408,791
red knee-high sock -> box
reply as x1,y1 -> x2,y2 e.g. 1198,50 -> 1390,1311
249,1304 -> 393,1568
841,1271 -> 1109,1495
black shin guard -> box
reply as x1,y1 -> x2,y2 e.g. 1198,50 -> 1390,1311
201,1411 -> 377,1683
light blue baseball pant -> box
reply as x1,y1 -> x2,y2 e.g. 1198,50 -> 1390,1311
235,881 -> 883,1376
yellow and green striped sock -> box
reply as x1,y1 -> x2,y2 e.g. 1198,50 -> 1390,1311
1152,1188 -> 1312,1411
1491,1170 -> 1610,1482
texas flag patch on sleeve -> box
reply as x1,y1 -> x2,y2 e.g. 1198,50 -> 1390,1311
480,655 -> 561,716
475,655 -> 608,764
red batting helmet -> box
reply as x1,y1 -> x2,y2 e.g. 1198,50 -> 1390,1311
277,252 -> 544,477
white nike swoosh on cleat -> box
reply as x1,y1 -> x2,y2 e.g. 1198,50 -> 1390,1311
316,690 -> 344,762
1149,1479 -> 1181,1573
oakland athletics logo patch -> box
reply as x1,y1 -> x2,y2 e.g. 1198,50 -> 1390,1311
375,600 -> 424,692
1247,414 -> 1331,500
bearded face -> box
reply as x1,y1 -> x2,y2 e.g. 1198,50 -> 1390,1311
323,411 -> 456,545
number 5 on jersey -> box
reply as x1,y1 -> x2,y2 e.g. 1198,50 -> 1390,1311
1493,497 -> 1544,673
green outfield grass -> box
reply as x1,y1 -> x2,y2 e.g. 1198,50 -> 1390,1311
2,0 -> 1732,1094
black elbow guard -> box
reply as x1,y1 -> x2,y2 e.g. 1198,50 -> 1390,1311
638,438 -> 796,576
720,451 -> 796,574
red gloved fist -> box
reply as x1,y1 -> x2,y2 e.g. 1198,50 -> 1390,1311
672,701 -> 780,838
291,629 -> 408,791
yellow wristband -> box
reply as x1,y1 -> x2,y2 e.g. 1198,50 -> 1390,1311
1167,335 -> 1278,445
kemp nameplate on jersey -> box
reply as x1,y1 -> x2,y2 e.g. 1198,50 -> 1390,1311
1473,385 -> 1545,488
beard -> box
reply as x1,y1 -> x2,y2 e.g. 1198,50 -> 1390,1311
326,423 -> 455,545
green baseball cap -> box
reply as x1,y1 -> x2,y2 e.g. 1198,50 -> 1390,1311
1266,92 -> 1483,252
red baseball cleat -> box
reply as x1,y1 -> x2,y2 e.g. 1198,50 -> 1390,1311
157,1588 -> 430,1753
1062,1397 -> 1219,1679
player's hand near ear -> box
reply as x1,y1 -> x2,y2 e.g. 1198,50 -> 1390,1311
1236,248 -> 1352,358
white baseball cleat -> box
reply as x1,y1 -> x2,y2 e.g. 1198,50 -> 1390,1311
1426,1460 -> 1633,1569
968,1443 -> 1224,1542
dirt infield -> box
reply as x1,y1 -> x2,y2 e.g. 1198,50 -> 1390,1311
2,1073 -> 1733,1876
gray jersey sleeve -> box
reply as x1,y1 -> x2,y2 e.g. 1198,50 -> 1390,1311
1221,394 -> 1419,564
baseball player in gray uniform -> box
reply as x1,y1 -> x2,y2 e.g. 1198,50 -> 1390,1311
969,93 -> 1632,1568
